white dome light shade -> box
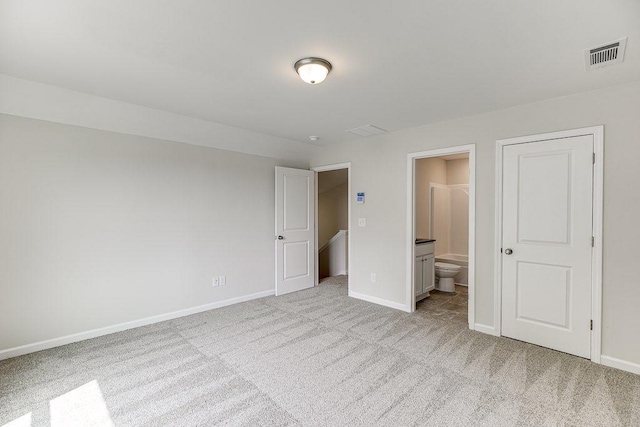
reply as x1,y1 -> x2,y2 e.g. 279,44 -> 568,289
294,57 -> 332,84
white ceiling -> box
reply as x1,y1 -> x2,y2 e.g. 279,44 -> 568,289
1,1 -> 639,148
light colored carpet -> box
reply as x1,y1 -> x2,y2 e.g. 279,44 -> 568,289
1,275 -> 639,426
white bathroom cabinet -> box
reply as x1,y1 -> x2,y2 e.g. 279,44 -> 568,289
415,241 -> 435,301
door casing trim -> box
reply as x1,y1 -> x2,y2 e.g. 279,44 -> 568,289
494,126 -> 604,363
406,144 -> 476,325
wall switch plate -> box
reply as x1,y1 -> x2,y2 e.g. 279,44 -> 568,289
219,275 -> 226,286
213,277 -> 219,287
370,273 -> 376,283
358,218 -> 366,227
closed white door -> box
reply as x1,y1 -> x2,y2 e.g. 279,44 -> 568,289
501,135 -> 593,358
275,167 -> 315,296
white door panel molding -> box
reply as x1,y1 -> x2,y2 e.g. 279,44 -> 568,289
495,126 -> 604,362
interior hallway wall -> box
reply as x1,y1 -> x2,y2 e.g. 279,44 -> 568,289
309,80 -> 640,366
0,114 -> 305,353
318,182 -> 348,248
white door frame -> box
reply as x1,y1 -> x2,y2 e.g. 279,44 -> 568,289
406,144 -> 476,327
311,162 -> 351,291
494,126 -> 604,363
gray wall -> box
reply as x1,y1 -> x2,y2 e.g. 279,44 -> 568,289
318,183 -> 348,248
3,78 -> 640,367
310,80 -> 640,364
0,114 -> 304,351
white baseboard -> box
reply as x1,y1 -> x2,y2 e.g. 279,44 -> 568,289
0,289 -> 275,361
473,323 -> 499,336
348,291 -> 410,313
466,330 -> 640,375
600,355 -> 640,375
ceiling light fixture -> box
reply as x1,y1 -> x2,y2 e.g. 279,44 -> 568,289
294,57 -> 332,84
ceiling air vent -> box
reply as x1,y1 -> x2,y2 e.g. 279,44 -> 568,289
585,37 -> 627,71
346,124 -> 388,137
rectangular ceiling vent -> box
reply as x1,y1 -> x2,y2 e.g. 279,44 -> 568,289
346,124 -> 388,137
585,37 -> 627,71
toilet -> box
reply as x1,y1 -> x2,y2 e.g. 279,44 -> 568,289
434,262 -> 462,292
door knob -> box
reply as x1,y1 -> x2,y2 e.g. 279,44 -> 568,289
277,235 -> 284,240
504,248 -> 513,255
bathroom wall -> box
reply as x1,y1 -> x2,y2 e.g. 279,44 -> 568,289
417,157 -> 469,256
446,158 -> 469,185
447,157 -> 469,255
431,186 -> 451,256
449,186 -> 469,255
415,157 -> 446,239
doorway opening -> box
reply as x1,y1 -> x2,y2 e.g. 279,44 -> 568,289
312,163 -> 351,293
406,145 -> 476,328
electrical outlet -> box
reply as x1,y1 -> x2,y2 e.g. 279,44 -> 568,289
370,273 -> 376,283
219,275 -> 226,286
213,277 -> 219,287
358,218 -> 366,227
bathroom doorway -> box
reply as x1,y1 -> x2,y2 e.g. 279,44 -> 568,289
406,145 -> 476,328
312,163 -> 351,290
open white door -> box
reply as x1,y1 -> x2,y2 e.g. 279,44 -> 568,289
275,167 -> 315,296
501,135 -> 593,358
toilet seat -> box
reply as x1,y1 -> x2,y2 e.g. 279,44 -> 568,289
435,262 -> 461,271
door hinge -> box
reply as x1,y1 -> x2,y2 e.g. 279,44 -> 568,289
590,320 -> 593,330
591,236 -> 595,247
593,153 -> 595,164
